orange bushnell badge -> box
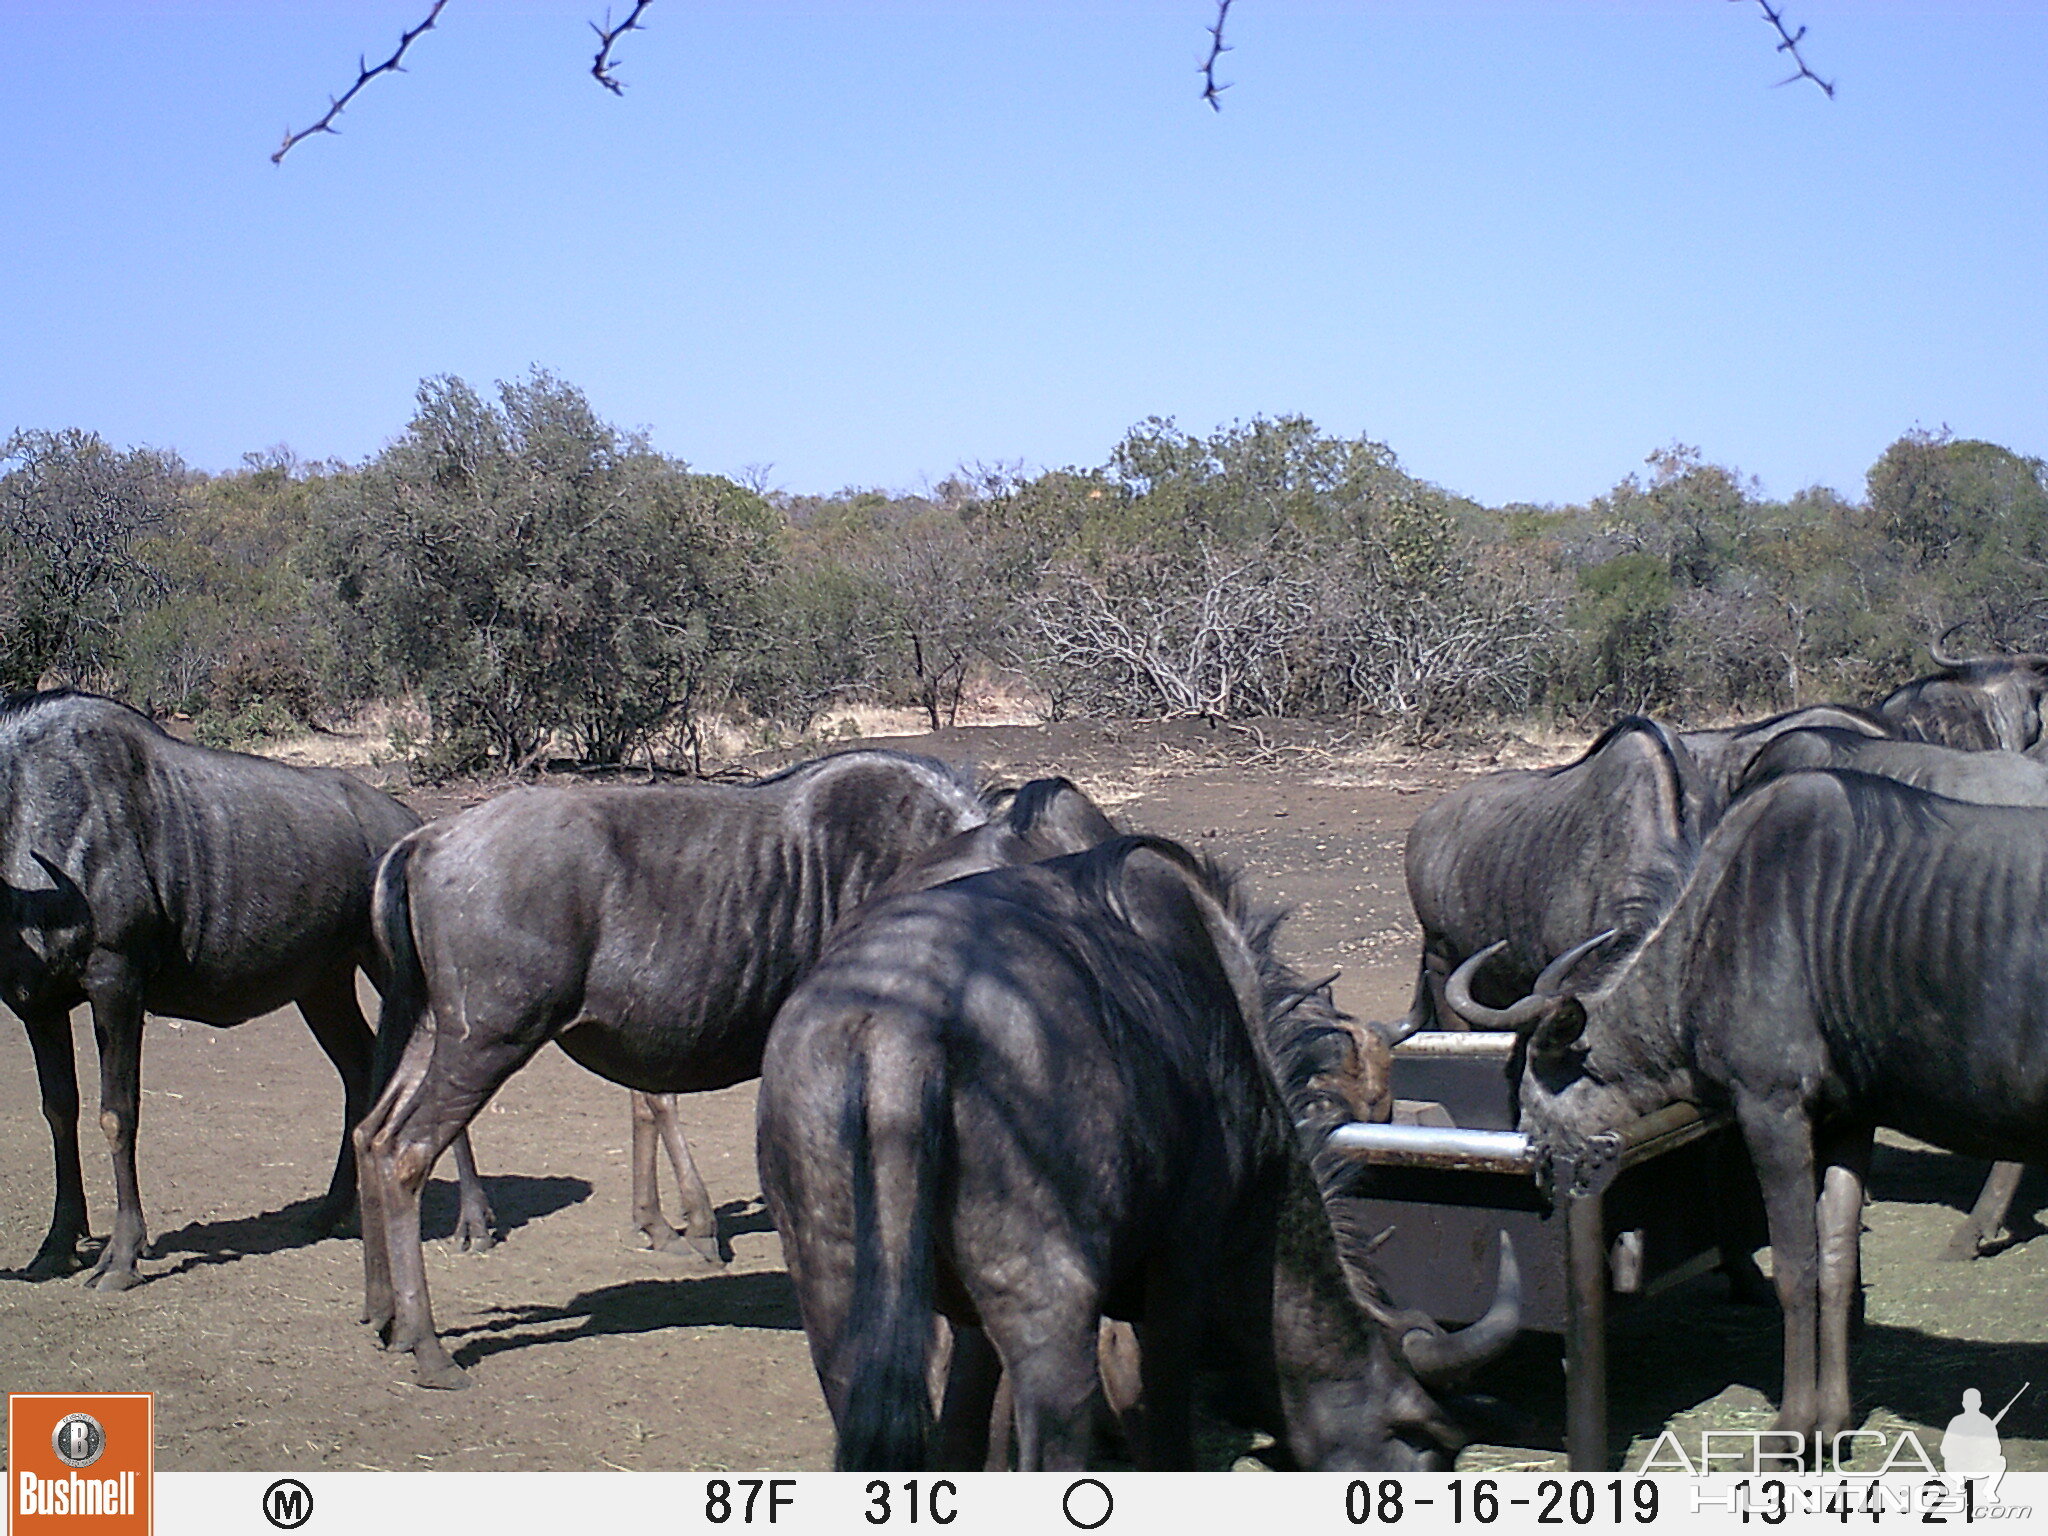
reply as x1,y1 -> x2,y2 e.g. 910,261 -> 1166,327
7,1394 -> 153,1536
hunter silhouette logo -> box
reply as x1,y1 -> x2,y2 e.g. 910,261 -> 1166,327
8,1393 -> 152,1536
1943,1383 -> 2027,1500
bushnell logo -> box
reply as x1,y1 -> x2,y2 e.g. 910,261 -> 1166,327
49,1416 -> 105,1472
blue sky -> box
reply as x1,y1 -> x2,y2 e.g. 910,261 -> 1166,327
1,3 -> 2041,506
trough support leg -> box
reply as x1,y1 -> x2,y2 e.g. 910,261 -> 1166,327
1943,1162 -> 2026,1261
1564,1188 -> 1609,1472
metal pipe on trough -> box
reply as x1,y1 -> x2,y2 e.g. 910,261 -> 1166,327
1392,1031 -> 1520,1058
1326,1121 -> 1535,1175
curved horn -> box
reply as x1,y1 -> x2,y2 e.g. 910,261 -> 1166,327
1532,929 -> 1620,997
1400,1232 -> 1522,1385
1442,943 -> 1549,1032
1930,623 -> 1974,670
1370,1007 -> 1426,1049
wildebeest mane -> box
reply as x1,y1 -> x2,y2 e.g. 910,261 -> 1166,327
1582,716 -> 1704,949
748,746 -> 988,823
1723,702 -> 1891,740
1004,774 -> 1089,834
0,688 -> 163,730
1070,833 -> 1415,1327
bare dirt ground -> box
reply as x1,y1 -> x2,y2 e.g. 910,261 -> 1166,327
4,718 -> 2046,1473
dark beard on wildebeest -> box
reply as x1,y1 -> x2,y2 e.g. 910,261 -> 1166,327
0,688 -> 489,1290
759,834 -> 1519,1472
353,757 -> 1121,1391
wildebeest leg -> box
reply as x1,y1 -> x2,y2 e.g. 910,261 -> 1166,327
1943,1162 -> 2027,1261
294,972 -> 375,1238
984,1368 -> 1017,1471
355,1024 -> 434,1339
360,1021 -> 551,1389
652,1093 -> 723,1263
1740,1097 -> 1822,1440
629,1091 -> 721,1262
448,1132 -> 495,1252
997,1312 -> 1103,1471
629,1091 -> 673,1247
1134,1291 -> 1196,1469
934,1324 -> 1005,1471
1816,1126 -> 1872,1441
1097,1319 -> 1144,1461
21,1006 -> 90,1278
83,967 -> 149,1291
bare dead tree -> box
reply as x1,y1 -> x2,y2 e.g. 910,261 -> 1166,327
1028,539 -> 1316,719
1201,0 -> 1235,111
272,1 -> 449,163
1740,0 -> 1835,98
591,1 -> 655,95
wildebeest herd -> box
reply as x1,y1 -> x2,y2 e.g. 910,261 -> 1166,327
4,640 -> 2048,1469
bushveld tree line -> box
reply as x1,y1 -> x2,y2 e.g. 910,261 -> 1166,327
4,371 -> 2043,773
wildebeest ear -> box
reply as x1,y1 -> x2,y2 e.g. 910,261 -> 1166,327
1530,999 -> 1587,1063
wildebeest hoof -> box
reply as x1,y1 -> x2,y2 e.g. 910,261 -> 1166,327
453,1223 -> 497,1255
83,1260 -> 144,1292
23,1242 -> 89,1280
1939,1225 -> 2005,1262
413,1354 -> 471,1391
652,1230 -> 726,1265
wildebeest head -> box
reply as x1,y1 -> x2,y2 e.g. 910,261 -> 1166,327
1876,635 -> 2048,753
1196,850 -> 1521,1465
1439,931 -> 1663,1173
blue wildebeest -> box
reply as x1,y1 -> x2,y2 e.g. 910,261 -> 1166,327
1678,704 -> 1892,819
1739,725 -> 2048,1260
1402,717 -> 1712,1031
1877,639 -> 2048,753
761,834 -> 1519,1471
1740,727 -> 2048,806
355,756 -> 1126,1389
1444,767 -> 2048,1442
625,776 -> 1125,1262
0,689 -> 488,1289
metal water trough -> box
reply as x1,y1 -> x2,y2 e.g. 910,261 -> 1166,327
1324,1031 -> 1764,1471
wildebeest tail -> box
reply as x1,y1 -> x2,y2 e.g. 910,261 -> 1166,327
368,835 -> 426,1100
832,1043 -> 947,1471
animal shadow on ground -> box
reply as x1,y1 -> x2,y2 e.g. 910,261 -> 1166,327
706,1196 -> 776,1261
138,1174 -> 590,1282
1465,1268 -> 2048,1467
1867,1143 -> 2048,1246
445,1270 -> 803,1371
419,1173 -> 591,1244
